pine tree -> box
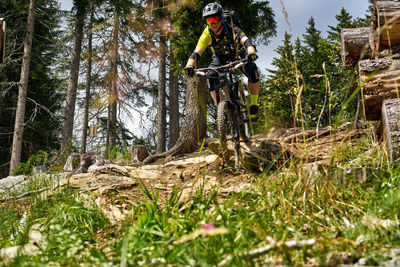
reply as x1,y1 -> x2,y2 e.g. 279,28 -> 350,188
327,7 -> 355,42
0,0 -> 63,177
61,0 -> 89,153
10,0 -> 36,174
263,32 -> 297,128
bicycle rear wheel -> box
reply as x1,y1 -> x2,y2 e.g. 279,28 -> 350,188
238,84 -> 251,140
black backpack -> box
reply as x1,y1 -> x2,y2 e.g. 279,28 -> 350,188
222,10 -> 241,29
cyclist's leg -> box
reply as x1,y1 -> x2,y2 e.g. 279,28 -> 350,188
241,61 -> 260,121
206,55 -> 224,105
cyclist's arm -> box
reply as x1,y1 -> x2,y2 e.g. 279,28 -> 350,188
186,49 -> 204,67
241,36 -> 256,54
186,27 -> 212,67
235,26 -> 256,55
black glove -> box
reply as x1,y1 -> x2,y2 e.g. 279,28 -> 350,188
184,66 -> 194,77
247,52 -> 258,63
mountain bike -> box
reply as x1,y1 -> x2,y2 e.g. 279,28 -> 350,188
195,59 -> 251,169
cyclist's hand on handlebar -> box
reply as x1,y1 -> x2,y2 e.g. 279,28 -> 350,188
184,66 -> 194,77
247,52 -> 258,63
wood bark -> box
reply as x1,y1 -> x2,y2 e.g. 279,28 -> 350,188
341,27 -> 373,67
81,1 -> 94,154
61,3 -> 86,152
0,18 -> 5,64
168,43 -> 180,149
381,98 -> 400,162
156,36 -> 167,153
373,1 -> 400,51
143,77 -> 207,165
359,57 -> 400,120
9,0 -> 36,174
106,9 -> 119,156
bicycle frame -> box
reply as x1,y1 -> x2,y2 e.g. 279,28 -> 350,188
195,59 -> 250,169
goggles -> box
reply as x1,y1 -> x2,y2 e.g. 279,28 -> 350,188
206,16 -> 220,25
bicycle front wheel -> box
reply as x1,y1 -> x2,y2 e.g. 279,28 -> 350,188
217,101 -> 234,147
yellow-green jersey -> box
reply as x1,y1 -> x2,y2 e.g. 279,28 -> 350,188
195,22 -> 247,61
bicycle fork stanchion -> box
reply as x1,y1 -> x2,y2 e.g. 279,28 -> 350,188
229,101 -> 241,170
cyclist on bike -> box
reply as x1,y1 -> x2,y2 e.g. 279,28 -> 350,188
184,2 -> 260,121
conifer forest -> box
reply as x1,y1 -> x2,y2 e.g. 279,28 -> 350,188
3,0 -> 400,266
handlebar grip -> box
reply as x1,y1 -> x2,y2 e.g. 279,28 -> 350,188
234,62 -> 245,70
195,71 -> 206,77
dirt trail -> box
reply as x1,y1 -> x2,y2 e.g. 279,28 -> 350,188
55,125 -> 366,224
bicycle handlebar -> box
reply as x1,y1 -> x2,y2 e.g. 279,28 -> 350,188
194,59 -> 247,77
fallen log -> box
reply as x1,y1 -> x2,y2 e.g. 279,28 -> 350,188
341,27 -> 373,66
373,1 -> 400,51
358,57 -> 400,120
208,138 -> 287,171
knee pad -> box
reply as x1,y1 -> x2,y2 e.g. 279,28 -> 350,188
206,70 -> 219,91
244,62 -> 259,83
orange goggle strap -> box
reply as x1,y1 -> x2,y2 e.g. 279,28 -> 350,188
206,16 -> 220,25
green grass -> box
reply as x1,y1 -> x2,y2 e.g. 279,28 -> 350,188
2,135 -> 400,266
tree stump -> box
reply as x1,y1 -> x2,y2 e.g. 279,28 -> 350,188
373,1 -> 400,51
341,27 -> 373,67
381,98 -> 400,162
130,145 -> 149,163
63,153 -> 80,172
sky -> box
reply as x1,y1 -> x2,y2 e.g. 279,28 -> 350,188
58,0 -> 370,73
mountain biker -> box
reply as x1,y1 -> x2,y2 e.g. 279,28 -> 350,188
184,2 -> 260,121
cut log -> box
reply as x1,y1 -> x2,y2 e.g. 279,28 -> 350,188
381,98 -> 400,162
358,57 -> 400,120
373,1 -> 400,51
341,27 -> 373,67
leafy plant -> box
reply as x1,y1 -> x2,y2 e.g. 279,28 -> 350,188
12,150 -> 49,176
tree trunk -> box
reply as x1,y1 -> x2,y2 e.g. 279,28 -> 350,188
373,1 -> 400,51
0,18 -> 5,64
157,36 -> 167,153
61,2 -> 86,152
81,1 -> 94,154
106,9 -> 119,156
341,27 -> 373,66
359,57 -> 400,120
9,0 -> 36,174
143,77 -> 207,165
168,43 -> 180,149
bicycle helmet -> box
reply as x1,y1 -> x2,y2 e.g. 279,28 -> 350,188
202,2 -> 223,19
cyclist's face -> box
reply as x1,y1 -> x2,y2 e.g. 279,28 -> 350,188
207,16 -> 222,33
209,20 -> 222,33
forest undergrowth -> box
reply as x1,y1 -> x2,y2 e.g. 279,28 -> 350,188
1,129 -> 400,266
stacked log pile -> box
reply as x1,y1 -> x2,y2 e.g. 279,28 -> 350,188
341,0 -> 400,161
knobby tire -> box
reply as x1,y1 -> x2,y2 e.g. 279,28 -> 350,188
217,101 -> 233,147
